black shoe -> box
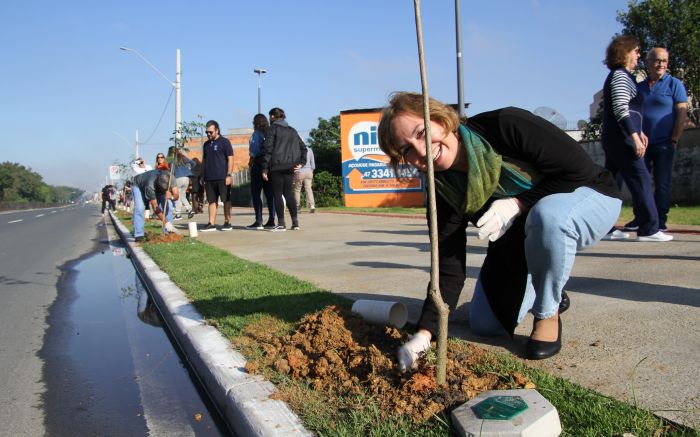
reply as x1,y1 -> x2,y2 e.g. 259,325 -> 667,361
269,225 -> 286,232
135,236 -> 145,243
221,222 -> 233,231
526,317 -> 562,360
623,220 -> 639,231
174,214 -> 183,221
201,223 -> 217,232
187,210 -> 196,219
559,291 -> 570,314
245,222 -> 264,230
263,220 -> 276,229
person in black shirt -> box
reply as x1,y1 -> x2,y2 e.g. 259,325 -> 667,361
377,92 -> 621,366
260,108 -> 307,231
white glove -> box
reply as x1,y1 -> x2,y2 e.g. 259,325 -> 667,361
164,222 -> 175,233
397,331 -> 431,372
476,198 -> 522,242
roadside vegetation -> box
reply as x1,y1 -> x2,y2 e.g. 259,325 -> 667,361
115,211 -> 697,436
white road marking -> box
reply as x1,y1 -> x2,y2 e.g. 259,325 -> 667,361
8,219 -> 23,224
35,214 -> 45,218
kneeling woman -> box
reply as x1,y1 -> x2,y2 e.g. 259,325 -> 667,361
377,92 -> 621,367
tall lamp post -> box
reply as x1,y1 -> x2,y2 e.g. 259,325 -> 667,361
454,0 -> 465,118
254,68 -> 266,114
120,47 -> 182,142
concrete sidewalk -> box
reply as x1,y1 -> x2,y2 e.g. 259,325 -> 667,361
186,207 -> 700,429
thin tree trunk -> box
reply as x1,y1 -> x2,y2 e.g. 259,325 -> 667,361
413,0 -> 450,385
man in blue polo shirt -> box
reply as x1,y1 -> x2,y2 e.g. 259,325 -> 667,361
625,48 -> 688,232
200,120 -> 234,232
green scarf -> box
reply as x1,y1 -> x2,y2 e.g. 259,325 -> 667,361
434,125 -> 541,217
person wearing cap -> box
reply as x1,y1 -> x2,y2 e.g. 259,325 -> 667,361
131,169 -> 179,242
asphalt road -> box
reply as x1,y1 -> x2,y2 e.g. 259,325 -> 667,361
0,204 -> 97,436
0,205 -> 228,436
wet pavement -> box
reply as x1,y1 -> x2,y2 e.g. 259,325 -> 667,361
39,219 -> 230,436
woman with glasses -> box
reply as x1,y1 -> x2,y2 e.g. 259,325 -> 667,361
154,153 -> 169,171
601,35 -> 672,242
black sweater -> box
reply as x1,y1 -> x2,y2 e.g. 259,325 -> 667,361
261,120 -> 307,172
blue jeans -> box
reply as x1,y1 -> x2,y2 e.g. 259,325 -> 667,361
644,141 -> 674,229
250,162 -> 275,224
132,185 -> 146,238
132,186 -> 173,238
469,187 -> 621,336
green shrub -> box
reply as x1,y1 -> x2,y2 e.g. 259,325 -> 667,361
312,170 -> 344,207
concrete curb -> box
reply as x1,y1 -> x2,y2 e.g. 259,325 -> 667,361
108,212 -> 312,437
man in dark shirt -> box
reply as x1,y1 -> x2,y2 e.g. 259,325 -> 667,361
200,120 -> 234,232
132,170 -> 179,242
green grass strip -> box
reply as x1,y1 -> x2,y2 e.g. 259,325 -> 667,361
118,213 -> 697,435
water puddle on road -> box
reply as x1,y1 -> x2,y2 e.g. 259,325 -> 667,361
41,231 -> 231,436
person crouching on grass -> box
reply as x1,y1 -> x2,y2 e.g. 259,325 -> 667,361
131,169 -> 179,242
377,92 -> 621,368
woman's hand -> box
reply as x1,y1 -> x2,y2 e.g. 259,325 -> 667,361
476,198 -> 523,242
632,133 -> 646,159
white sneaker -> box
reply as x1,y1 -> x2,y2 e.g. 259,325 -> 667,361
602,230 -> 630,240
636,231 -> 673,242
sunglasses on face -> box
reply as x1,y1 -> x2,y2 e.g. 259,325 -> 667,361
206,130 -> 215,135
157,156 -> 165,159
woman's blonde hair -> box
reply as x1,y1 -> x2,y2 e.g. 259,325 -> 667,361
377,92 -> 461,171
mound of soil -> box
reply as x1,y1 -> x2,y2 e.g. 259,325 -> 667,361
239,306 -> 534,423
145,232 -> 183,244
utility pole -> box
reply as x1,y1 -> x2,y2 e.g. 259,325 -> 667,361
455,0 -> 465,118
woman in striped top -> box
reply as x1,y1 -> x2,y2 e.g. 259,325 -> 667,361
601,35 -> 672,242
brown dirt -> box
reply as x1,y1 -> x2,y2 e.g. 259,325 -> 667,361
145,232 -> 184,244
236,305 -> 534,423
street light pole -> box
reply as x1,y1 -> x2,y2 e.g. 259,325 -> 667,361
254,68 -> 267,114
175,49 -> 181,141
454,0 -> 465,118
120,46 -> 182,141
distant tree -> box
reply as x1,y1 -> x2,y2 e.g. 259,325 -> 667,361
617,0 -> 700,108
307,116 -> 341,176
0,161 -> 83,203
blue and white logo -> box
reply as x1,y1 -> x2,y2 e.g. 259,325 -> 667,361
348,121 -> 382,161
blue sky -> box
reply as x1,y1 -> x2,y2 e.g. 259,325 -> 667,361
0,0 -> 629,192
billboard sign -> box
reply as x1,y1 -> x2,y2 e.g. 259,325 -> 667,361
340,109 -> 424,207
